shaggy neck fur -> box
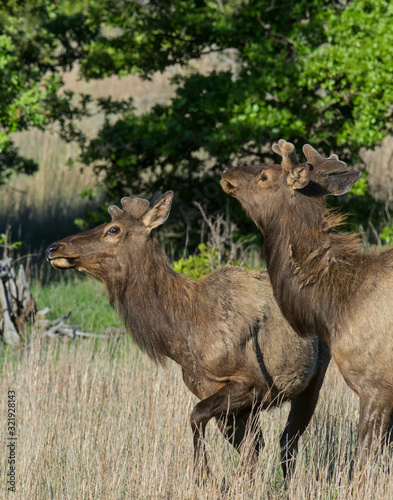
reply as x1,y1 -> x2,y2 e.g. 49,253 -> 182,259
255,190 -> 368,345
106,238 -> 207,365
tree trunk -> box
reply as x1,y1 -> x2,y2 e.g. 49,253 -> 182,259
0,258 -> 36,346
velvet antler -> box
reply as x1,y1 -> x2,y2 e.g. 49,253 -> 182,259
272,139 -> 299,172
302,144 -> 347,176
273,139 -> 310,190
108,197 -> 150,220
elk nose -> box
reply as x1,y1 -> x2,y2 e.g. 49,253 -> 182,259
45,244 -> 59,262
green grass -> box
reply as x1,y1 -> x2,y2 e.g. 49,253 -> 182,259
33,274 -> 123,333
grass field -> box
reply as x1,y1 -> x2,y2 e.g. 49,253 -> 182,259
0,278 -> 392,499
0,328 -> 391,499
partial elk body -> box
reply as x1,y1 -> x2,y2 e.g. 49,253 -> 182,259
221,139 -> 393,469
46,192 -> 329,480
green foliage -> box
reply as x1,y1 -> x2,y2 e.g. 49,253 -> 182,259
73,0 -> 393,237
173,243 -> 220,279
0,232 -> 21,250
380,223 -> 393,246
302,0 -> 393,149
73,218 -> 89,231
0,0 -> 97,183
33,276 -> 123,333
2,0 -> 393,244
172,241 -> 258,278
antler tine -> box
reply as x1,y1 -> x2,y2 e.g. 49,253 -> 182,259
272,139 -> 299,172
108,205 -> 123,220
121,197 -> 150,218
302,144 -> 347,176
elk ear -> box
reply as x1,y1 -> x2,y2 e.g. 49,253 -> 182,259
325,171 -> 362,196
142,191 -> 174,231
287,164 -> 310,190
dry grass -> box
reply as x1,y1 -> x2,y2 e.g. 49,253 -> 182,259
361,135 -> 393,203
1,328 -> 393,499
0,129 -> 99,258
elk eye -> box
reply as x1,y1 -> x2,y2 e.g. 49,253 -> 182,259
106,226 -> 121,236
260,173 -> 268,182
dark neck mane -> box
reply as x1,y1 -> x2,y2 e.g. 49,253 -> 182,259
261,192 -> 365,344
107,238 -> 204,365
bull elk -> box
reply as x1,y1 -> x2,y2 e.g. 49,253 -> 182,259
221,139 -> 393,470
46,191 -> 329,480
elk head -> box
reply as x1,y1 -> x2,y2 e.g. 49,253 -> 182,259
46,192 -> 174,282
220,140 -> 361,232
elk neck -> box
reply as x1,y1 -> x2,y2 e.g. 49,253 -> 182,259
260,191 -> 366,346
106,237 -> 209,366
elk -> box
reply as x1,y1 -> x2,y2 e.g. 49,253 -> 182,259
46,192 -> 329,480
221,139 -> 393,470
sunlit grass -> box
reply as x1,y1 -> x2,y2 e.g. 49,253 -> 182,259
33,275 -> 123,333
1,326 -> 393,499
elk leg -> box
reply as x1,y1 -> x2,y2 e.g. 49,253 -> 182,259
354,395 -> 392,474
215,409 -> 264,468
190,380 -> 255,478
280,355 -> 328,481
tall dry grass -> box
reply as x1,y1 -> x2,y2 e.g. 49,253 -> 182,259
1,327 -> 392,499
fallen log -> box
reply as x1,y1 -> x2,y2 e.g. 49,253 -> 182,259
37,309 -> 124,341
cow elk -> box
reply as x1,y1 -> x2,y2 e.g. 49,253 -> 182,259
221,139 -> 393,471
46,191 -> 329,481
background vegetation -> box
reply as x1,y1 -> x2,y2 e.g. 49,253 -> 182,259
2,0 -> 393,256
2,1 -> 393,497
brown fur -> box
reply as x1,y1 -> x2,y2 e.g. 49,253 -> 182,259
221,140 -> 393,471
46,191 -> 329,480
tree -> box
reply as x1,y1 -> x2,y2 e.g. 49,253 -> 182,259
0,0 -> 96,184
302,0 -> 393,148
72,0 -> 393,238
2,1 -> 393,244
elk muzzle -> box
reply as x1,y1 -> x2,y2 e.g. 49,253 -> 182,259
46,243 -> 77,270
220,168 -> 238,195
